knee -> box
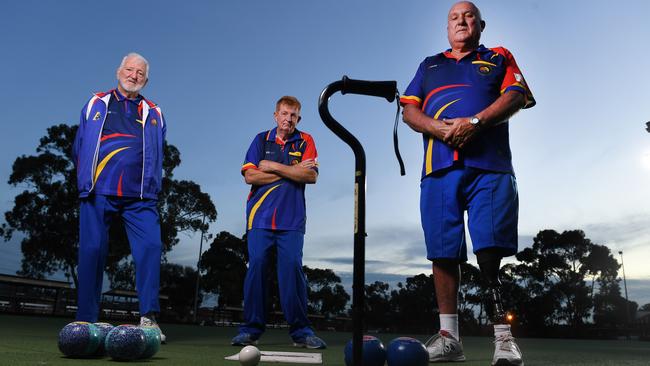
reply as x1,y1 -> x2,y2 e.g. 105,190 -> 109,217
247,256 -> 267,273
145,239 -> 162,251
280,255 -> 303,273
476,248 -> 503,286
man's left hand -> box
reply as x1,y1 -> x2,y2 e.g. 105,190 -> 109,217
443,117 -> 479,149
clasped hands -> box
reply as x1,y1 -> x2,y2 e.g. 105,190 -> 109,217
436,117 -> 479,150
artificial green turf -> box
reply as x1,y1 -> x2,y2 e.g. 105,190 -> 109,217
1,314 -> 649,365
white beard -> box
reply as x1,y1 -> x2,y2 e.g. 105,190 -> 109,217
119,81 -> 144,94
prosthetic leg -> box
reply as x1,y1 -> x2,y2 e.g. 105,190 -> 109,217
476,249 -> 507,324
476,249 -> 524,366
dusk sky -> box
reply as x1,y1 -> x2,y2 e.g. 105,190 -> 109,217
1,0 -> 650,305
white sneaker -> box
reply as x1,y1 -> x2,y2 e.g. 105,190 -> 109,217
140,314 -> 167,344
492,334 -> 523,366
425,330 -> 466,362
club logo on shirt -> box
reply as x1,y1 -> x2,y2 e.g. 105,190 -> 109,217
514,73 -> 527,86
93,111 -> 102,121
151,119 -> 157,126
478,65 -> 491,75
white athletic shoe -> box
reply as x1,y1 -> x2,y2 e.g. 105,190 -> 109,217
492,334 -> 523,366
425,330 -> 466,362
140,314 -> 167,344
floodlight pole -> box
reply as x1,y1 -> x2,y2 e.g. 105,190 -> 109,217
618,251 -> 630,336
193,214 -> 207,323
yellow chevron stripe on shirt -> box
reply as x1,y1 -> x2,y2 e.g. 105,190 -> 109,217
425,99 -> 460,175
94,147 -> 130,184
471,60 -> 497,67
247,184 -> 282,230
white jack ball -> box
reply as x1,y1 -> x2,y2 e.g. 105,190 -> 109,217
239,345 -> 261,366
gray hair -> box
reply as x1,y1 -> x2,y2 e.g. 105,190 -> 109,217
119,52 -> 149,78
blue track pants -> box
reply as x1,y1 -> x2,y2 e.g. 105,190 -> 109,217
239,229 -> 313,340
76,195 -> 161,322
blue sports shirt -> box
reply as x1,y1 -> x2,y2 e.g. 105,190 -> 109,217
401,45 -> 535,178
93,89 -> 144,197
242,127 -> 318,233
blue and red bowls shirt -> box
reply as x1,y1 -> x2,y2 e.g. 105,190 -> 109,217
400,45 -> 535,178
93,89 -> 144,197
242,127 -> 318,233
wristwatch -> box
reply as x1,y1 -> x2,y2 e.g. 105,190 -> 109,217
470,116 -> 481,129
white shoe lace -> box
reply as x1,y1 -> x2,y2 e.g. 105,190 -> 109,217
494,334 -> 521,357
141,316 -> 157,327
495,334 -> 513,345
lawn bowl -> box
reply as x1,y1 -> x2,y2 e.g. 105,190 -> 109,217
139,325 -> 162,359
386,337 -> 428,366
105,324 -> 146,361
57,321 -> 100,357
92,322 -> 114,356
344,335 -> 386,366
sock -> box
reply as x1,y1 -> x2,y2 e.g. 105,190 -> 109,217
494,324 -> 511,338
439,314 -> 459,340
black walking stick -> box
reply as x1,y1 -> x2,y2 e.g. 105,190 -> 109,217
318,76 -> 403,366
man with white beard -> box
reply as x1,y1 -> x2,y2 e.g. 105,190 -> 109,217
72,52 -> 167,342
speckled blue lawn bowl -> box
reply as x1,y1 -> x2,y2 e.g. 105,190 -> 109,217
92,322 -> 114,356
386,337 -> 428,366
105,324 -> 146,361
139,326 -> 162,359
57,321 -> 100,357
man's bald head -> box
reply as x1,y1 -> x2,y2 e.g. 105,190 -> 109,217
449,1 -> 482,22
447,1 -> 485,51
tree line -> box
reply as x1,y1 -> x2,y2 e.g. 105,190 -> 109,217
0,124 -> 643,336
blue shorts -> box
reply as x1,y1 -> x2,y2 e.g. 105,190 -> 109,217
420,166 -> 518,261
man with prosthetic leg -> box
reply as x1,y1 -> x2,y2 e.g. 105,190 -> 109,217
401,2 -> 535,365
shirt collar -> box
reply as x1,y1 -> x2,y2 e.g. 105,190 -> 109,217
267,127 -> 301,144
442,44 -> 489,60
112,88 -> 143,103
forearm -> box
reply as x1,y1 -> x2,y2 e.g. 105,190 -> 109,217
244,169 -> 282,185
475,91 -> 526,128
265,161 -> 317,184
402,104 -> 448,140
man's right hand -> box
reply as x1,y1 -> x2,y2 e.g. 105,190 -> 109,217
402,104 -> 453,142
298,159 -> 317,169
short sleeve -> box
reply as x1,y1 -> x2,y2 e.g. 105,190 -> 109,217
301,133 -> 319,173
493,47 -> 536,109
242,134 -> 263,174
400,59 -> 427,108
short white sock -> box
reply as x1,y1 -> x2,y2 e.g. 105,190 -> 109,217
494,324 -> 511,338
439,314 -> 459,340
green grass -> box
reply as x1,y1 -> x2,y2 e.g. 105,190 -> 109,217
1,314 -> 649,365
